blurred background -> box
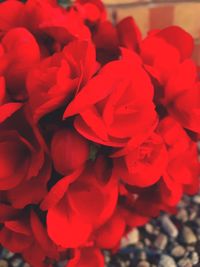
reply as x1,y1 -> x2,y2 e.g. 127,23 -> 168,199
104,0 -> 200,64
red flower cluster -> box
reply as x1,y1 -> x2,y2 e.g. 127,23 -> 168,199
0,0 -> 199,266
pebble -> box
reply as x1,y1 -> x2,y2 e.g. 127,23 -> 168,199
145,224 -> 154,234
186,246 -> 195,252
138,251 -> 147,261
158,255 -> 177,267
191,252 -> 199,265
137,261 -> 150,267
178,258 -> 192,267
189,209 -> 197,221
4,251 -> 14,259
120,228 -> 140,247
0,260 -> 8,267
176,209 -> 188,222
135,242 -> 144,249
161,215 -> 178,238
154,233 -> 168,250
193,195 -> 200,204
182,226 -> 197,244
171,245 -> 186,258
11,258 -> 23,267
144,238 -> 151,246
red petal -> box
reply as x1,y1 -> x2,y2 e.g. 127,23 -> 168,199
95,211 -> 125,249
7,157 -> 51,208
40,168 -> 83,210
5,219 -> 31,236
0,227 -> 32,253
47,197 -> 92,248
156,26 -> 194,60
30,210 -> 59,259
117,17 -> 141,52
67,247 -> 104,267
0,204 -> 20,222
51,128 -> 89,175
63,60 -> 125,118
0,102 -> 23,123
0,0 -> 24,33
165,59 -> 197,102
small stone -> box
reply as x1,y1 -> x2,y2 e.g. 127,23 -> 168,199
182,226 -> 197,244
161,215 -> 178,238
176,209 -> 188,222
120,228 -> 140,247
158,255 -> 177,267
189,209 -> 197,221
191,252 -> 199,265
154,233 -> 168,250
144,238 -> 151,246
193,195 -> 200,204
135,241 -> 144,249
4,250 -> 14,259
11,258 -> 23,267
137,261 -> 150,267
153,228 -> 160,235
138,251 -> 147,261
171,245 -> 185,258
186,246 -> 195,252
178,258 -> 192,267
0,260 -> 8,267
145,224 -> 154,234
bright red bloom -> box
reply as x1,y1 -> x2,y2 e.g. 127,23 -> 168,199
0,0 -> 91,49
27,40 -> 97,121
113,133 -> 168,187
51,128 -> 90,175
0,209 -> 58,267
0,76 -> 22,123
167,82 -> 200,134
64,49 -> 157,148
158,117 -> 200,205
94,209 -> 126,249
41,157 -> 118,248
0,27 -> 40,100
0,108 -> 51,208
67,247 -> 104,267
75,0 -> 106,26
0,1 -> 198,265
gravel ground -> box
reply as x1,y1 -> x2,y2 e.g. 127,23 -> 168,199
106,194 -> 200,267
0,194 -> 199,267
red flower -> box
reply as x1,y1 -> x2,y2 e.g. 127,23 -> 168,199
64,49 -> 157,148
0,0 -> 24,35
167,82 -> 200,134
0,108 -> 51,208
0,27 -> 40,100
94,209 -> 126,249
0,209 -> 59,267
75,0 -> 106,26
67,247 -> 104,267
41,157 -> 118,248
0,76 -> 22,123
24,0 -> 91,45
140,26 -> 194,84
113,133 -> 168,187
0,0 -> 91,48
158,117 -> 199,205
51,128 -> 90,175
27,40 -> 97,121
